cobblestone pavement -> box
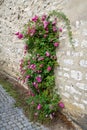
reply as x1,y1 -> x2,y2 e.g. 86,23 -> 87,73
0,85 -> 49,130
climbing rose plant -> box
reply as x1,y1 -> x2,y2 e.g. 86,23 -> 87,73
16,11 -> 72,121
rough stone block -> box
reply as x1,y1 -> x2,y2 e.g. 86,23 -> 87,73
71,70 -> 82,81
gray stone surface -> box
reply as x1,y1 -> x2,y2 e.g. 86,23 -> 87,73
0,85 -> 49,130
76,114 -> 87,130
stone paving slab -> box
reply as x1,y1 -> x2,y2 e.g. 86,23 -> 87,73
0,85 -> 15,104
0,84 -> 76,130
0,85 -> 49,130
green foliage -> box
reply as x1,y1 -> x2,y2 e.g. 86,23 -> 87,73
49,10 -> 73,44
17,10 -> 72,120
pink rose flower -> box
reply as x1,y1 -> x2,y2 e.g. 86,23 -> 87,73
33,82 -> 38,89
53,26 -> 57,32
15,32 -> 19,35
52,21 -> 57,26
37,104 -> 42,110
31,93 -> 35,97
45,51 -> 50,57
32,15 -> 38,22
24,45 -> 28,50
30,64 -> 36,70
28,27 -> 36,36
38,57 -> 44,61
26,75 -> 30,79
28,65 -> 30,69
36,76 -> 42,83
58,102 -> 64,108
28,61 -> 30,65
45,29 -> 49,33
22,79 -> 25,83
42,14 -> 47,21
44,34 -> 47,38
54,42 -> 59,47
17,77 -> 20,80
52,18 -> 57,25
43,21 -> 49,29
21,70 -> 26,74
24,50 -> 27,55
36,70 -> 42,73
30,28 -> 36,36
20,66 -> 22,70
59,27 -> 62,32
47,66 -> 51,71
18,33 -> 23,39
20,59 -> 23,63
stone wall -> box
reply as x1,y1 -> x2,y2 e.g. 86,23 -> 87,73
0,0 -> 87,115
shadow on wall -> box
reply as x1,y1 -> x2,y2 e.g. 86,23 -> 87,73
0,0 -> 4,5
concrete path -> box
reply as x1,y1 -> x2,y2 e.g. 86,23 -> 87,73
0,85 -> 49,130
